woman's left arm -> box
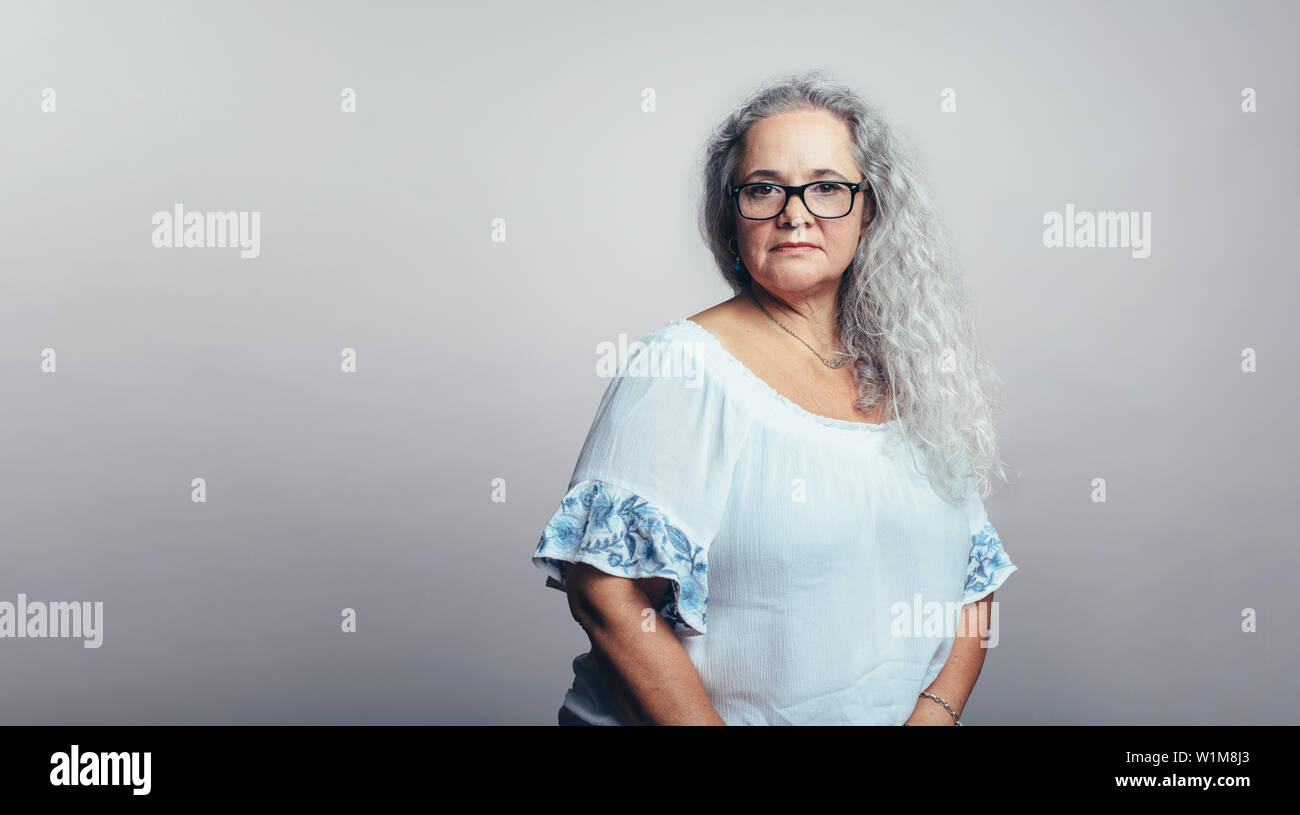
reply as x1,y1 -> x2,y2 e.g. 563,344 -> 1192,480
904,592 -> 996,726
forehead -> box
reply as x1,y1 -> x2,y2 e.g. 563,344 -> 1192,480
740,109 -> 856,174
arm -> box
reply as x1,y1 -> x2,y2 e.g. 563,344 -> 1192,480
905,591 -> 996,726
565,562 -> 726,726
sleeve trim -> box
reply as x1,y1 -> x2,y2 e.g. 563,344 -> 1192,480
532,479 -> 709,636
962,521 -> 1018,606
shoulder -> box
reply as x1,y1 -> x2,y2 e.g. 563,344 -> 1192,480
576,313 -> 755,476
626,296 -> 749,359
685,296 -> 781,374
686,296 -> 753,350
595,304 -> 758,418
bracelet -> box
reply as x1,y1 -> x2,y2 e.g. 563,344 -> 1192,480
919,691 -> 963,725
903,691 -> 963,726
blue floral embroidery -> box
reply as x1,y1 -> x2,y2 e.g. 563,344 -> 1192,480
534,480 -> 709,636
963,521 -> 1017,605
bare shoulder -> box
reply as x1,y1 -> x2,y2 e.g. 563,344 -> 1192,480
686,296 -> 756,347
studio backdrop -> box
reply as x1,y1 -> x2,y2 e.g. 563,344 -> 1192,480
1,0 -> 1296,724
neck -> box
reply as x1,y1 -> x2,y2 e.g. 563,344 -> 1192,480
746,284 -> 841,352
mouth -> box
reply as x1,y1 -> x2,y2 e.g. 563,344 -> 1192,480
772,243 -> 819,253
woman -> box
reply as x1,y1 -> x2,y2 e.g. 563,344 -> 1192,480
532,70 -> 1018,725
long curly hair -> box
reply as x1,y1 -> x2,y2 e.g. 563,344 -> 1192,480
696,69 -> 1010,504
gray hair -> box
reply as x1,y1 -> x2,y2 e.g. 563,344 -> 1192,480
696,69 -> 1010,504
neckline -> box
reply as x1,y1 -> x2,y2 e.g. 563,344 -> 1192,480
667,318 -> 902,434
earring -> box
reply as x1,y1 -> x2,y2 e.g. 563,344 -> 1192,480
728,237 -> 742,272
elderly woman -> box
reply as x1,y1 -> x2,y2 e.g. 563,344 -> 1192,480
531,71 -> 1018,726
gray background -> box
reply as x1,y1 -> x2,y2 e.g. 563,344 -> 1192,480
1,0 -> 1296,724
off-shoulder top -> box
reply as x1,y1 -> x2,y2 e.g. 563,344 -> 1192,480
531,318 -> 1018,725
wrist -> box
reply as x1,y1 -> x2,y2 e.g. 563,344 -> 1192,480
905,692 -> 963,726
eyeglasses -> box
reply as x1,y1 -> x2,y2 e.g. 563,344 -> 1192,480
729,178 -> 872,220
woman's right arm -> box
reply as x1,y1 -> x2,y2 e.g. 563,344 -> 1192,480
564,562 -> 726,726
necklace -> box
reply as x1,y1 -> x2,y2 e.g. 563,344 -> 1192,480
746,288 -> 852,369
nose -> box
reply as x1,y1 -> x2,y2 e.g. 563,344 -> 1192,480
779,190 -> 814,225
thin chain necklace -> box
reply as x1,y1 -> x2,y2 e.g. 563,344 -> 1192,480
745,288 -> 852,369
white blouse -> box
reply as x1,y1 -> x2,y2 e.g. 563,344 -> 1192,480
532,318 -> 1018,725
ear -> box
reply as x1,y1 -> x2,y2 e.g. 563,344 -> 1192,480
860,192 -> 876,234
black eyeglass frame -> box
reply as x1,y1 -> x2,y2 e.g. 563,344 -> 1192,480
729,178 -> 873,220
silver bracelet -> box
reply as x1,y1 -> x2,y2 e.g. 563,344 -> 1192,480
903,691 -> 963,726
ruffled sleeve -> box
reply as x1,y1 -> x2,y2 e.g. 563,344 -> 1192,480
531,326 -> 749,637
961,479 -> 1018,606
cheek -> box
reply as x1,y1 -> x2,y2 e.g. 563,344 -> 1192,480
826,223 -> 863,254
742,226 -> 771,252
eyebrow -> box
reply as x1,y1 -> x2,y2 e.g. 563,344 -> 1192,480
741,168 -> 852,183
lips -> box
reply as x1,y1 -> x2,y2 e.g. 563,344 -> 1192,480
773,243 -> 818,250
